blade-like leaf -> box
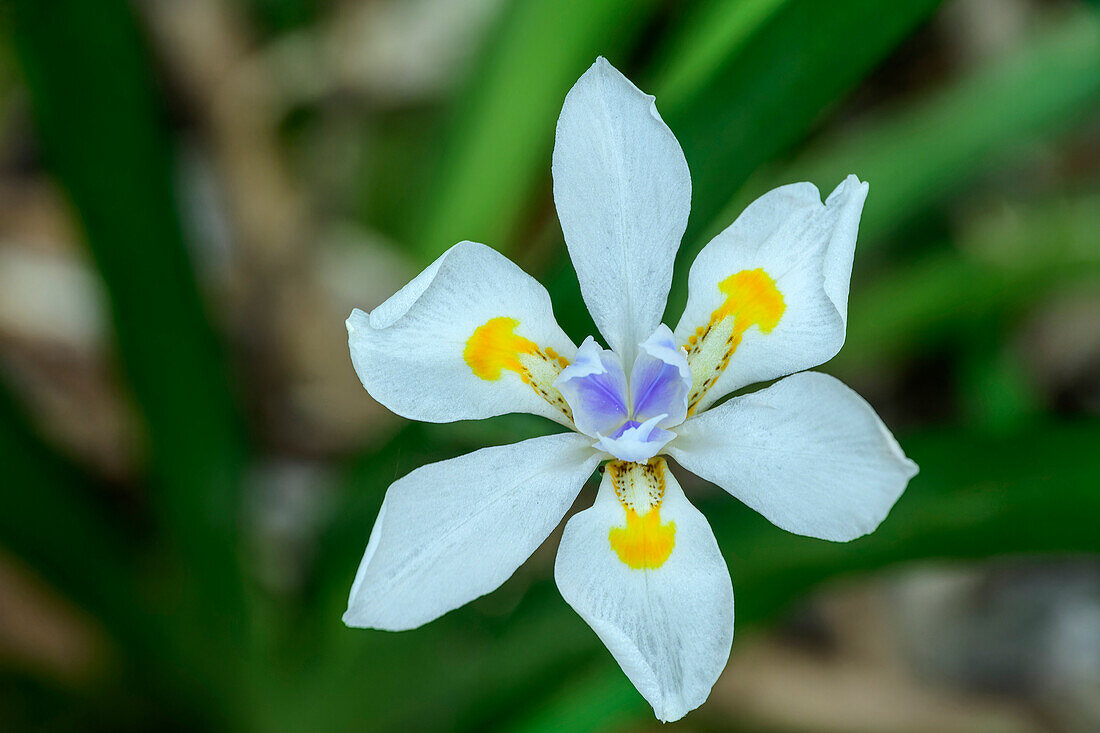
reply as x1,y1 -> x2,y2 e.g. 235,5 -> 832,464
732,8 -> 1100,250
665,0 -> 943,251
835,193 -> 1100,375
7,0 -> 247,600
0,382 -> 142,641
0,380 -> 232,729
649,0 -> 791,110
414,0 -> 661,260
6,0 -> 250,718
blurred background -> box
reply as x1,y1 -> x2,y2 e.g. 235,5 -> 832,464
1,0 -> 1099,730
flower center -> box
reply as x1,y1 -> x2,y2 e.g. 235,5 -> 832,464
554,325 -> 691,463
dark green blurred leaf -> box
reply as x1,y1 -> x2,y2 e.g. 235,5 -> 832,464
727,8 -> 1100,250
6,0 -> 251,722
664,0 -> 943,264
835,193 -> 1100,374
957,320 -> 1042,434
650,0 -> 791,108
7,0 -> 246,598
0,381 -> 142,645
0,668 -> 98,732
415,0 -> 661,260
242,0 -> 321,35
0,381 -> 231,729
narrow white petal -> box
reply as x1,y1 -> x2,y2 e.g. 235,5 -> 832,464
552,57 -> 691,362
674,177 -> 868,412
555,460 -> 733,722
821,176 -> 868,324
348,241 -> 577,425
344,433 -> 601,631
669,372 -> 917,542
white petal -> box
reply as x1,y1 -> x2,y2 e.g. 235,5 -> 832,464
821,177 -> 868,325
674,176 -> 868,412
552,57 -> 691,362
668,372 -> 917,542
555,461 -> 734,722
348,241 -> 577,425
344,432 -> 601,631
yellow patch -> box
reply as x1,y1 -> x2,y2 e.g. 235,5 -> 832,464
713,268 -> 785,334
609,507 -> 676,570
463,317 -> 537,380
606,458 -> 676,570
462,317 -> 574,419
684,268 -> 785,413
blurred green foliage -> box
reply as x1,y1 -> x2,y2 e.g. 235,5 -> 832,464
1,0 -> 1099,731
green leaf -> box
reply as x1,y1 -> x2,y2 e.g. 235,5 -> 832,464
664,0 -> 943,260
0,381 -> 143,643
5,0 -> 251,720
7,0 -> 247,598
0,379 -> 236,729
414,0 -> 661,261
649,0 -> 791,110
956,320 -> 1042,434
726,8 -> 1100,250
834,193 -> 1100,375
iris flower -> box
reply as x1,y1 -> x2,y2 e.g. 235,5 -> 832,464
344,58 -> 917,722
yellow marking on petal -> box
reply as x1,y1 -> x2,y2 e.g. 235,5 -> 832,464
609,507 -> 676,570
463,317 -> 573,419
713,268 -> 784,333
463,317 -> 538,380
684,268 -> 785,413
606,458 -> 676,570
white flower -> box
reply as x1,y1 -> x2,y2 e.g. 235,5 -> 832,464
344,57 -> 917,722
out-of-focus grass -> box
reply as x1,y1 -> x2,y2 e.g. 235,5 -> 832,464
7,0 -> 248,725
415,0 -> 662,260
837,192 -> 1100,376
1,0 -> 1099,731
661,0 -> 943,245
723,9 -> 1100,248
